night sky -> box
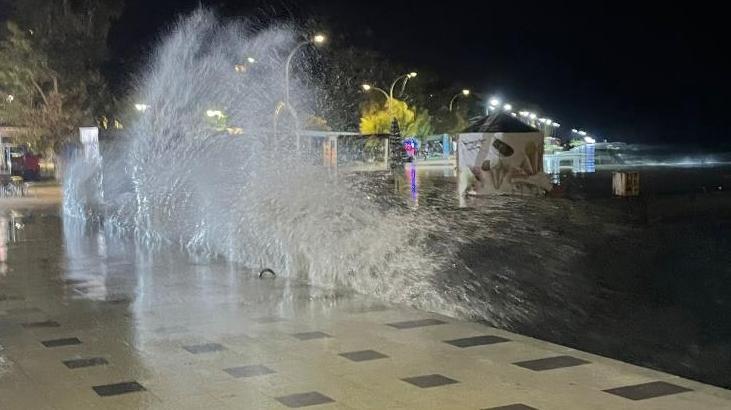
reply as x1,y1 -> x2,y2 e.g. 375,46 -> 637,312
109,0 -> 729,145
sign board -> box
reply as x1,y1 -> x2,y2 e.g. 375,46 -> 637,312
79,127 -> 100,161
457,132 -> 550,195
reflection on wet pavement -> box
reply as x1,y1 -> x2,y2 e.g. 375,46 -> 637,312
1,207 -> 731,409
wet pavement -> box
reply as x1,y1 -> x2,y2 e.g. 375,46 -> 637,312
2,207 -> 731,409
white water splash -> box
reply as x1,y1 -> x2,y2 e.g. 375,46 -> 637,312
63,10 -> 476,318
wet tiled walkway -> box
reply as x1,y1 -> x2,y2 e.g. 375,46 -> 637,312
1,212 -> 731,409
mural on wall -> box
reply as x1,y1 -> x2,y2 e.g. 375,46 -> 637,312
458,132 -> 552,195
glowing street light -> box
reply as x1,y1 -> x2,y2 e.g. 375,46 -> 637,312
578,130 -> 587,136
313,34 -> 326,44
503,103 -> 512,111
571,128 -> 578,133
489,97 -> 501,107
134,103 -> 149,112
552,122 -> 560,127
583,136 -> 596,144
449,89 -> 471,112
519,111 -> 529,117
206,109 -> 224,119
235,56 -> 256,73
529,113 -> 537,120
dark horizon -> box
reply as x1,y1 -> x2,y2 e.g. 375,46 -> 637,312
107,0 -> 729,146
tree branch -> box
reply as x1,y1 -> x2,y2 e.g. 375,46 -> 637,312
29,77 -> 48,106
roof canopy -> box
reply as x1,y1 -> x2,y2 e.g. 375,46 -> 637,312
462,112 -> 539,133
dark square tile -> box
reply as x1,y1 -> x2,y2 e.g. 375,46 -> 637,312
61,278 -> 88,286
22,320 -> 61,328
253,316 -> 287,324
5,307 -> 42,315
445,335 -> 510,348
292,331 -> 331,341
483,405 -> 539,410
92,381 -> 145,397
223,365 -> 276,378
103,297 -> 132,305
0,294 -> 24,301
63,357 -> 109,369
153,325 -> 188,334
386,318 -> 446,329
339,350 -> 389,362
513,355 -> 589,371
401,374 -> 459,388
346,304 -> 390,314
182,342 -> 226,354
603,381 -> 692,400
41,337 -> 82,348
275,391 -> 335,408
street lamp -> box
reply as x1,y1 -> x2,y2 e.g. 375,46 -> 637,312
389,72 -> 417,101
281,33 -> 326,149
206,109 -> 224,119
489,97 -> 501,107
503,103 -> 512,111
449,89 -> 470,112
234,57 -> 256,73
285,33 -> 326,109
362,84 -> 390,102
134,103 -> 149,112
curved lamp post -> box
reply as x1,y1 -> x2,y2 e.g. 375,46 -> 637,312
389,72 -> 417,101
278,33 -> 326,151
362,84 -> 392,115
449,89 -> 470,112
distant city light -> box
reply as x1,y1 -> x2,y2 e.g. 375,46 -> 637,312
529,113 -> 537,119
519,111 -> 529,117
510,112 -> 517,117
408,72 -> 418,78
247,57 -> 256,63
578,130 -> 587,136
571,128 -> 578,133
361,84 -> 372,91
134,103 -> 149,112
503,103 -> 512,111
489,97 -> 501,106
552,122 -> 560,127
462,89 -> 470,96
313,34 -> 326,44
584,136 -> 596,144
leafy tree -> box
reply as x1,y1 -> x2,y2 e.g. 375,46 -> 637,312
0,0 -> 123,154
359,98 -> 433,137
